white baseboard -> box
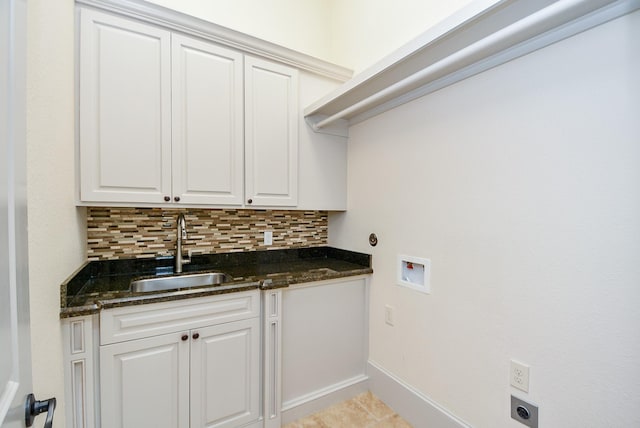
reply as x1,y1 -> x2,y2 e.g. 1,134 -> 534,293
280,363 -> 471,427
367,360 -> 472,428
281,374 -> 369,424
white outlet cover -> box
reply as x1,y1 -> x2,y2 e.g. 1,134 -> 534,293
264,231 -> 273,246
510,360 -> 530,392
384,305 -> 395,326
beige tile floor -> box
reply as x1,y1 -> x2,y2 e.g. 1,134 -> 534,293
283,391 -> 413,428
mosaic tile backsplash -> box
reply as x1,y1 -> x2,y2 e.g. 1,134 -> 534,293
87,207 -> 328,260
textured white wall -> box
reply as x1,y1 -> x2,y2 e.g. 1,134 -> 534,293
328,0 -> 472,72
25,1 -> 640,426
145,0 -> 333,62
329,10 -> 640,427
26,0 -> 85,425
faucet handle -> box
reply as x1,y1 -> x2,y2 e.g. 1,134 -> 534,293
177,213 -> 187,239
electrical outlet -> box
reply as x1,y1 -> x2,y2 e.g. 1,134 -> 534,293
511,395 -> 538,428
510,360 -> 530,392
264,231 -> 273,246
384,305 -> 395,326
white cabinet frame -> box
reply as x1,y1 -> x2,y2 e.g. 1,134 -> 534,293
262,289 -> 282,428
62,315 -> 99,428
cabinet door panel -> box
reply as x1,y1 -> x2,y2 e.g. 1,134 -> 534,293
263,290 -> 283,428
282,278 -> 368,405
80,9 -> 171,203
190,318 -> 260,428
172,35 -> 244,205
100,333 -> 189,428
245,56 -> 298,207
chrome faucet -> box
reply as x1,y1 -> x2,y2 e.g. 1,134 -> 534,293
175,213 -> 190,273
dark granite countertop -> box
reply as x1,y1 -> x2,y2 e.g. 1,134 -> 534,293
61,247 -> 372,318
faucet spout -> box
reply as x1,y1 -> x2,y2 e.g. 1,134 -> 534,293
175,213 -> 190,273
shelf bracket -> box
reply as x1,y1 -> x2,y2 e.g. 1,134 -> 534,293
305,115 -> 349,138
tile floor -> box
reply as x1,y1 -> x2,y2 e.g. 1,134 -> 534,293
283,391 -> 413,427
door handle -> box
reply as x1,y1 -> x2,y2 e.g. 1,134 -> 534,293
25,393 -> 56,428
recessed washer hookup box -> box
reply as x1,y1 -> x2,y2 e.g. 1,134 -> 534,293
397,255 -> 430,294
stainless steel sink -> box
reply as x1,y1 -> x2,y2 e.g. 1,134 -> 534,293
130,272 -> 230,293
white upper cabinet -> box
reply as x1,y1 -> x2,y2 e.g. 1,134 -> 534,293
245,57 -> 299,207
79,9 -> 172,203
172,34 -> 244,205
77,5 -> 347,210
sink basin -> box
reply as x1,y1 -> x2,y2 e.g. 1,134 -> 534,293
130,272 -> 230,293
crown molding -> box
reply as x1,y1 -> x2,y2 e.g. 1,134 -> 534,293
76,0 -> 353,82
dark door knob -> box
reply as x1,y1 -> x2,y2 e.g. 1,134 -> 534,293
174,196 -> 180,202
247,198 -> 253,204
181,334 -> 188,341
25,393 -> 56,428
192,332 -> 200,340
164,196 -> 170,202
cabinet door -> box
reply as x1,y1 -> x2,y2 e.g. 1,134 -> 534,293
100,332 -> 190,428
245,56 -> 299,207
172,35 -> 244,205
79,9 -> 172,203
190,318 -> 260,428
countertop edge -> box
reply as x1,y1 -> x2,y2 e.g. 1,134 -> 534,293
60,267 -> 373,319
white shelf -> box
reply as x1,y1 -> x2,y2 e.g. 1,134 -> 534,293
304,0 -> 640,136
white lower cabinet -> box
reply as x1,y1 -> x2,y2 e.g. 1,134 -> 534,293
98,291 -> 261,428
62,277 -> 368,428
100,318 -> 260,428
